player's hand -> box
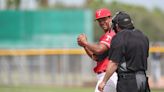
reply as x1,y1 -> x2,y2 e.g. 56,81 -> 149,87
77,34 -> 88,47
98,81 -> 106,92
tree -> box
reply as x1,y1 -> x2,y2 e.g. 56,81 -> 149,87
6,0 -> 20,9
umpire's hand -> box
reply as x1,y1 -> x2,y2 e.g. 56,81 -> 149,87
77,34 -> 88,47
98,81 -> 106,92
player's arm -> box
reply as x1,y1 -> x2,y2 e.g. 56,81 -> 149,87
84,42 -> 108,55
83,46 -> 98,61
83,46 -> 93,58
77,34 -> 99,60
77,34 -> 108,55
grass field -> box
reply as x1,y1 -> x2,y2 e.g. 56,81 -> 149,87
0,86 -> 164,92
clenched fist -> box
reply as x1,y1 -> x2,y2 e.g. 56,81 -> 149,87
77,34 -> 88,47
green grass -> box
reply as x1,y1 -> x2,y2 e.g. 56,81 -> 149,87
0,86 -> 94,92
151,89 -> 164,92
0,86 -> 163,92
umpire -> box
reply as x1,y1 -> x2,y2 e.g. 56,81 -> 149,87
98,11 -> 150,92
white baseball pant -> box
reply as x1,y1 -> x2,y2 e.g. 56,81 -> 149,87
95,72 -> 117,92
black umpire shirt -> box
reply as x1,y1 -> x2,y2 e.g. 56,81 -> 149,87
108,29 -> 149,73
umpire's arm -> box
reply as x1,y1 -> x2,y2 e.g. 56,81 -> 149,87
98,60 -> 118,92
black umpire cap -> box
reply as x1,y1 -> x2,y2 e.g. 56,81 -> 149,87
112,11 -> 134,29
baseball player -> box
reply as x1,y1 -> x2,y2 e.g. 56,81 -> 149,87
77,8 -> 117,92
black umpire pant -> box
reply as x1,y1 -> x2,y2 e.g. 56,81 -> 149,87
117,71 -> 150,92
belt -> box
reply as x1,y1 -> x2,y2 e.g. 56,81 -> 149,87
97,70 -> 106,74
118,71 -> 145,79
118,73 -> 135,79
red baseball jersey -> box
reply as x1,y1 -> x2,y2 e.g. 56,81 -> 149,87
94,30 -> 116,73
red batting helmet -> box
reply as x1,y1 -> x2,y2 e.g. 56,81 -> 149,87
95,8 -> 111,20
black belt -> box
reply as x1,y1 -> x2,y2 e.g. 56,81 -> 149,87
118,73 -> 135,79
118,71 -> 145,79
